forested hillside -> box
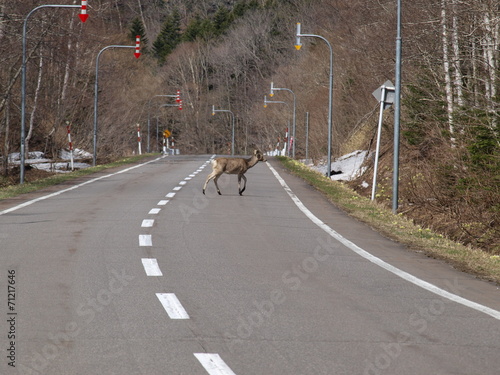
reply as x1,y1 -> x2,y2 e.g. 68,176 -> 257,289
0,0 -> 498,253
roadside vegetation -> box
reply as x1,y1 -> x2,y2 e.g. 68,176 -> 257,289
0,154 -> 157,200
277,156 -> 500,285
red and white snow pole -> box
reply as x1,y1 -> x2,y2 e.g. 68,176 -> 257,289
79,0 -> 89,23
284,127 -> 289,156
134,35 -> 141,58
137,124 -> 142,155
66,121 -> 74,170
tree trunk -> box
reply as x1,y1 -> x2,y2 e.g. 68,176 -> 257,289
2,94 -> 9,177
60,4 -> 77,104
451,0 -> 463,108
137,0 -> 148,34
25,48 -> 44,158
114,0 -> 123,33
482,10 -> 498,121
441,0 -> 455,144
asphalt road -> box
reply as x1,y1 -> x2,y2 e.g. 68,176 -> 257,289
1,154 -> 499,375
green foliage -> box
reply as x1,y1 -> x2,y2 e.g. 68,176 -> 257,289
402,73 -> 447,146
153,9 -> 182,63
233,0 -> 260,17
129,17 -> 149,53
183,14 -> 212,42
465,119 -> 499,169
212,6 -> 233,36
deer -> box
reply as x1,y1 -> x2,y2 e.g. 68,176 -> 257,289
202,149 -> 267,196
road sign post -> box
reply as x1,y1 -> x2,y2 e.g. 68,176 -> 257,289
93,44 -> 140,165
371,80 -> 395,201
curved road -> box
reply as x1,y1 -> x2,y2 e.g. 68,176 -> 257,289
1,154 -> 499,374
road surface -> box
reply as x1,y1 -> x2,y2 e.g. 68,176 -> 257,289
1,154 -> 499,374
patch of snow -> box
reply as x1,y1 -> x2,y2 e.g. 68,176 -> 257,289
32,162 -> 91,173
7,149 -> 91,172
8,151 -> 46,163
308,150 -> 369,181
59,148 -> 92,160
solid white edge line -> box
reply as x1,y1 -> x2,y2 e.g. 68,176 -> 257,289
156,293 -> 190,319
194,353 -> 236,375
139,234 -> 152,247
266,162 -> 500,321
141,219 -> 154,227
0,156 -> 166,216
141,258 -> 163,276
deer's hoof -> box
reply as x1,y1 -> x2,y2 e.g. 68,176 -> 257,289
202,189 -> 205,195
217,191 -> 221,195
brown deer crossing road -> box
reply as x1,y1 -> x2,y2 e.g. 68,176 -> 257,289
0,154 -> 499,374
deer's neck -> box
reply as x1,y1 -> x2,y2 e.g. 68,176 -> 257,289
246,155 -> 259,168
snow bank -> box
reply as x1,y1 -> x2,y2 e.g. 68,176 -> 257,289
59,148 -> 92,160
308,150 -> 368,181
7,149 -> 92,172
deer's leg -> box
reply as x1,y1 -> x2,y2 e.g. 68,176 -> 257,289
213,174 -> 222,195
203,171 -> 218,195
238,174 -> 247,195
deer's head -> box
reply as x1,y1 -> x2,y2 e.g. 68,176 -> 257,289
254,149 -> 267,162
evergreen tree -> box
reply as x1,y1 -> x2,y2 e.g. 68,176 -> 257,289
183,14 -> 204,42
212,6 -> 232,36
153,9 -> 181,63
129,17 -> 148,53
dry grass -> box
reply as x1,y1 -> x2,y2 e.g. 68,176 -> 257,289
277,156 -> 500,285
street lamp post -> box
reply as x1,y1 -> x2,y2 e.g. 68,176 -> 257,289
20,3 -> 85,184
295,22 -> 334,178
93,44 -> 139,166
212,106 -> 235,156
157,103 -> 182,152
270,82 -> 297,158
147,94 -> 176,153
264,95 -> 291,156
393,0 -> 402,213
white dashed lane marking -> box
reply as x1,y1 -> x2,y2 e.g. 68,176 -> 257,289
194,353 -> 237,375
173,186 -> 182,191
166,192 -> 176,198
141,219 -> 154,228
139,234 -> 152,247
141,258 -> 163,276
156,293 -> 190,319
158,200 -> 169,205
149,208 -> 161,214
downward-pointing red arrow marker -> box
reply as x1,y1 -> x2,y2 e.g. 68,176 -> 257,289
79,0 -> 88,23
